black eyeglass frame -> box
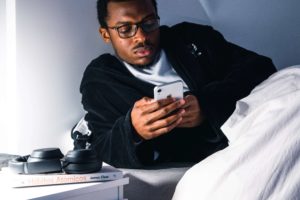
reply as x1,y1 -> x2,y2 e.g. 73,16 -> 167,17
106,16 -> 160,39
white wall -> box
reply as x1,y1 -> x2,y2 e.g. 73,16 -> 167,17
1,0 -> 104,155
14,0 -> 98,155
157,0 -> 210,26
0,1 -> 6,119
198,0 -> 300,69
0,1 -> 5,75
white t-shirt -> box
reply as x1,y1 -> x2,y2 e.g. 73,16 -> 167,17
122,50 -> 189,92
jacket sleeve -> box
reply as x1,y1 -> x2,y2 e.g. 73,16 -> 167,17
191,25 -> 277,131
81,84 -> 146,168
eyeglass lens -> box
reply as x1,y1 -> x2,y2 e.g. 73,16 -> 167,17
117,18 -> 159,38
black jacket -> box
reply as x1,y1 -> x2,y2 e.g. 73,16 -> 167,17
78,22 -> 277,168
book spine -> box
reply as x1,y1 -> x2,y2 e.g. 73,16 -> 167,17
11,172 -> 123,188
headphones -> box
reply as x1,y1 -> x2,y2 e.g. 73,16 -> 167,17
8,148 -> 102,174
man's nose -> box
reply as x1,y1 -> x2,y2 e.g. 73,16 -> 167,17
133,26 -> 147,42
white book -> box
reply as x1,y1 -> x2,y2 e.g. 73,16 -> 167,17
1,163 -> 123,188
0,177 -> 129,200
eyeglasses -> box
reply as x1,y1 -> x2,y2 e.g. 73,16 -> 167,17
107,17 -> 160,39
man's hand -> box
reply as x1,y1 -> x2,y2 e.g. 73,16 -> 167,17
131,97 -> 185,140
177,95 -> 205,128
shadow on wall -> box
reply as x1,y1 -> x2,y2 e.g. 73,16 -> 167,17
158,0 -> 211,26
197,0 -> 300,69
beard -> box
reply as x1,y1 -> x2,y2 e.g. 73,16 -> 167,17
131,48 -> 161,68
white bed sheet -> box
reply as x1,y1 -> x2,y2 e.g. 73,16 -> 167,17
172,65 -> 300,200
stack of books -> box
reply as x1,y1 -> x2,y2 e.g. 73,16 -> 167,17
2,163 -> 123,188
0,163 -> 129,200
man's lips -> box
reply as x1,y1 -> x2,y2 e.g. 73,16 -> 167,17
134,46 -> 153,57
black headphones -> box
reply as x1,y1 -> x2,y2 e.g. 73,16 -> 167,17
8,148 -> 102,174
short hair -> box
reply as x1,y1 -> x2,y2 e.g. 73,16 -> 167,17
97,0 -> 158,28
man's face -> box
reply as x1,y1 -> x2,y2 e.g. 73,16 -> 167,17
100,0 -> 160,66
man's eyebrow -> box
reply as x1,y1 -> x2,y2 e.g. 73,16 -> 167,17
141,13 -> 157,21
114,13 -> 157,26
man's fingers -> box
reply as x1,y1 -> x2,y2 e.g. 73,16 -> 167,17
149,109 -> 185,131
177,112 -> 203,128
146,97 -> 178,112
135,97 -> 153,105
146,117 -> 183,139
148,99 -> 185,122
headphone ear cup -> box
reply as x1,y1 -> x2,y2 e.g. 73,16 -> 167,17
62,149 -> 102,174
8,148 -> 63,174
8,155 -> 30,174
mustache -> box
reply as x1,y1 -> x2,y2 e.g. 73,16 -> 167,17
132,41 -> 153,50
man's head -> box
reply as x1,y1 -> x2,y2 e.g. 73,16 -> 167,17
97,0 -> 160,66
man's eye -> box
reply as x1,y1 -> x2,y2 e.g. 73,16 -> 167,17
141,19 -> 159,32
117,25 -> 132,34
143,22 -> 155,28
144,19 -> 156,25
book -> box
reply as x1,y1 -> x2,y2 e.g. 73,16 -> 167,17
0,177 -> 129,200
1,163 -> 123,188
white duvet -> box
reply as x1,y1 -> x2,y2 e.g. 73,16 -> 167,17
172,65 -> 300,200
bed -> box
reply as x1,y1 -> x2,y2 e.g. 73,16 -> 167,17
172,65 -> 300,200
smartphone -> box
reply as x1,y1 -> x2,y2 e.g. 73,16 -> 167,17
154,80 -> 184,100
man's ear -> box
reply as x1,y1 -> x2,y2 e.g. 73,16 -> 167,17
99,28 -> 111,43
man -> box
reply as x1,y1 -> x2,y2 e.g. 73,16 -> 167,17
74,0 -> 276,168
